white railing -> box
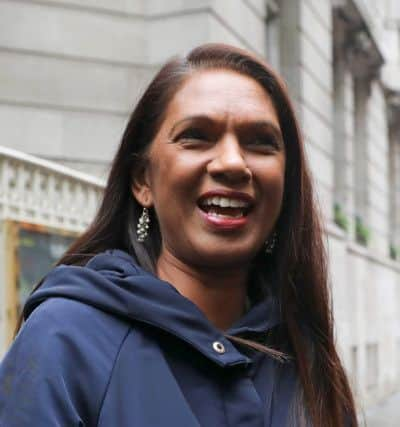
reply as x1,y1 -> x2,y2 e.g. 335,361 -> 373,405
0,146 -> 105,232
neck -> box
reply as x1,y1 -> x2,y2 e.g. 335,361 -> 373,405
156,249 -> 249,331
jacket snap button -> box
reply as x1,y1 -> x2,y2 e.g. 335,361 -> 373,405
212,341 -> 225,354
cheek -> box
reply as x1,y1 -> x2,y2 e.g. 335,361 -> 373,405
151,151 -> 204,194
258,157 -> 285,196
147,155 -> 201,222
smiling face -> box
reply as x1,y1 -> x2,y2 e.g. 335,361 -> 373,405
132,69 -> 286,270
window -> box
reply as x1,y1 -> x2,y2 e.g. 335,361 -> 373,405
398,339 -> 400,379
366,343 -> 378,389
333,46 -> 354,234
353,77 -> 371,245
350,345 -> 358,391
265,0 -> 280,72
388,115 -> 400,259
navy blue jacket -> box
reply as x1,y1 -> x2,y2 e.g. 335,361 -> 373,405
0,249 -> 298,426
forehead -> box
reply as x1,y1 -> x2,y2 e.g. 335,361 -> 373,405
164,69 -> 280,125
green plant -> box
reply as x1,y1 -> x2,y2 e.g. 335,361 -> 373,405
355,216 -> 370,246
390,244 -> 399,260
333,203 -> 349,232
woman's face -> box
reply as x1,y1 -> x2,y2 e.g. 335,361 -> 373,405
134,69 -> 286,269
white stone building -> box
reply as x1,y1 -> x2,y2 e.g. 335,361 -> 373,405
0,0 -> 400,414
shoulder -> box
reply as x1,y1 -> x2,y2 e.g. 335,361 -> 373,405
0,298 -> 132,425
24,297 -> 131,357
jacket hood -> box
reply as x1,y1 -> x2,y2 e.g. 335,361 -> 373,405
23,249 -> 283,367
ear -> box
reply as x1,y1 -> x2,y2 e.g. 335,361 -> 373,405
131,166 -> 153,208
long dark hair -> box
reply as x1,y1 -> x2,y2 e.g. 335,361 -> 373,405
26,44 -> 356,426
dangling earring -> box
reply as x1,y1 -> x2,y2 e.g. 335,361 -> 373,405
137,207 -> 150,242
265,231 -> 277,254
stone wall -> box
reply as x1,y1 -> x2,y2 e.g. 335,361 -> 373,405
1,0 -> 400,409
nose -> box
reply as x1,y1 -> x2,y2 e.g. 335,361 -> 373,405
207,135 -> 252,184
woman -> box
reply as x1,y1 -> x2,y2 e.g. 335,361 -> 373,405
0,44 -> 357,426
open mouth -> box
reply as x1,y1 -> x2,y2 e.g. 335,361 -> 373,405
197,196 -> 252,219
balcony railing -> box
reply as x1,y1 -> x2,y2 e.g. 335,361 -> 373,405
0,146 -> 105,232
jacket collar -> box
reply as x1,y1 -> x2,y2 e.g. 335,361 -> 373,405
24,249 -> 283,368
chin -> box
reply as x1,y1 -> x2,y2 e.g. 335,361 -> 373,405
188,246 -> 259,270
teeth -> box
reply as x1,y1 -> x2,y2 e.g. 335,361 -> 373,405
208,209 -> 244,219
220,198 -> 230,208
229,199 -> 245,208
202,196 -> 249,208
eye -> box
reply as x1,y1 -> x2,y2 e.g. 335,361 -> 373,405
247,133 -> 280,151
177,128 -> 208,142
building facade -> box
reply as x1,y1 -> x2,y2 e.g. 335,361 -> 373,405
1,0 -> 400,412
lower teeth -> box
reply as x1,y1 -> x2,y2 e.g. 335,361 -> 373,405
208,211 -> 243,219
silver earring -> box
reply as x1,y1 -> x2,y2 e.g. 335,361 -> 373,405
137,207 -> 150,242
265,231 -> 277,254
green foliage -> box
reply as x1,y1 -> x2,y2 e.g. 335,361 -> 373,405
355,216 -> 370,246
333,203 -> 349,232
390,244 -> 399,261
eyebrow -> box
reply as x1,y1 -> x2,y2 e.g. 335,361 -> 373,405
168,115 -> 214,138
168,115 -> 283,143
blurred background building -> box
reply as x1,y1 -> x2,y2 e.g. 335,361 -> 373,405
0,0 -> 400,422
